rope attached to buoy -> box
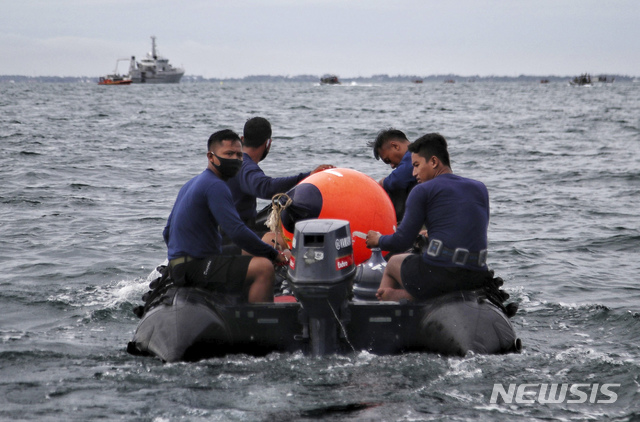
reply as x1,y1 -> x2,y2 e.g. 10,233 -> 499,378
265,193 -> 292,250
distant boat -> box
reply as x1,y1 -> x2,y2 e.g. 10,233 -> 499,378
444,79 -> 455,84
320,75 -> 340,85
98,58 -> 132,85
540,79 -> 549,84
98,74 -> 132,85
570,73 -> 592,86
412,78 -> 423,84
127,36 -> 185,84
597,75 -> 614,83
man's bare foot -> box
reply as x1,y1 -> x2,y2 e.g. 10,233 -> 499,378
376,287 -> 413,302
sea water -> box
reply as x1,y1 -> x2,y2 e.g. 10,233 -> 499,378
1,81 -> 639,421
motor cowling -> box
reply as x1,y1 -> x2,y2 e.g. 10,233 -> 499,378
288,219 -> 355,355
288,219 -> 355,284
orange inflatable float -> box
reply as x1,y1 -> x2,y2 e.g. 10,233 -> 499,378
280,168 -> 396,265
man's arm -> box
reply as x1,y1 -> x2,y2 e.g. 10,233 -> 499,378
209,183 -> 279,260
373,188 -> 425,252
162,211 -> 172,246
240,161 -> 309,200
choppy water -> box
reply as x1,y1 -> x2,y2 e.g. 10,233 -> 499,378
1,81 -> 639,421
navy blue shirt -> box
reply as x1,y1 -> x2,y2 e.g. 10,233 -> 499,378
227,153 -> 310,222
378,173 -> 489,271
382,151 -> 417,193
163,168 -> 278,261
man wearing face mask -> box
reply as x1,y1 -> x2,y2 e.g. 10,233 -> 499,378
227,117 -> 334,232
163,129 -> 288,303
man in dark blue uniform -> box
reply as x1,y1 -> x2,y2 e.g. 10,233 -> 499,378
366,133 -> 492,302
227,117 -> 333,232
369,129 -> 417,222
163,129 -> 287,303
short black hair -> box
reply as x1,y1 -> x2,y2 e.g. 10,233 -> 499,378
367,128 -> 409,160
408,133 -> 451,168
207,129 -> 241,151
243,117 -> 272,148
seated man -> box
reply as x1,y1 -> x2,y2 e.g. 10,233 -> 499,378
366,133 -> 493,302
163,129 -> 287,303
368,129 -> 417,222
227,117 -> 333,232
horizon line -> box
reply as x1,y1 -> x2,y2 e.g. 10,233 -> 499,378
1,72 -> 638,81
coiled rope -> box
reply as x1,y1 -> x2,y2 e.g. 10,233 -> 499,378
265,193 -> 292,250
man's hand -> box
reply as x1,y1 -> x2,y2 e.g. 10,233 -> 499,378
366,230 -> 382,248
274,251 -> 289,266
310,164 -> 335,174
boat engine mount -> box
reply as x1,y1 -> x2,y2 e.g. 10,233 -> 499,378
352,248 -> 387,301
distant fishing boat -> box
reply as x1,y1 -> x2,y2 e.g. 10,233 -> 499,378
98,74 -> 132,85
98,58 -> 133,85
597,75 -> 614,83
127,36 -> 185,84
320,75 -> 340,85
570,73 -> 592,86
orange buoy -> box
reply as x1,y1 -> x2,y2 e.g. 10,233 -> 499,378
281,168 -> 396,265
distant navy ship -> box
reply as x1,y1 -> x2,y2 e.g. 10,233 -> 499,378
128,36 -> 185,84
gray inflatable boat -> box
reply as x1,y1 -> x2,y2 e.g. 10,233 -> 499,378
127,219 -> 521,362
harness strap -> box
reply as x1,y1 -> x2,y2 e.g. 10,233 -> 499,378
169,256 -> 194,267
426,238 -> 487,267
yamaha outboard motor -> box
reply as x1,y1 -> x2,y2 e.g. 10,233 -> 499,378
288,219 -> 355,355
352,248 -> 387,301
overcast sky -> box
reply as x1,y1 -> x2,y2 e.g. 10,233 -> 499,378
2,0 -> 639,78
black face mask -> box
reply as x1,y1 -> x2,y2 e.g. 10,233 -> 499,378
212,153 -> 242,180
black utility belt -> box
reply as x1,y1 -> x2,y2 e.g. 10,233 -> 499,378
426,239 -> 487,267
169,256 -> 195,267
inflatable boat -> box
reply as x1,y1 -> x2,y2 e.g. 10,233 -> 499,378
127,219 -> 521,362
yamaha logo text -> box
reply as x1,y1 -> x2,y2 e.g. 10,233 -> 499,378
335,236 -> 351,250
490,383 -> 620,404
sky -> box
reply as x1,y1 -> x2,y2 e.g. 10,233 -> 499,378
2,0 -> 639,78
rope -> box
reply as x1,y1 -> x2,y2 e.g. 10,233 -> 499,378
265,193 -> 292,249
328,299 -> 356,353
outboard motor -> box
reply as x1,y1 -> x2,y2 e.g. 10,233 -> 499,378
288,219 -> 355,355
352,248 -> 387,301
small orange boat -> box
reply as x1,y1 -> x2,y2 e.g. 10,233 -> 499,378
98,74 -> 132,85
